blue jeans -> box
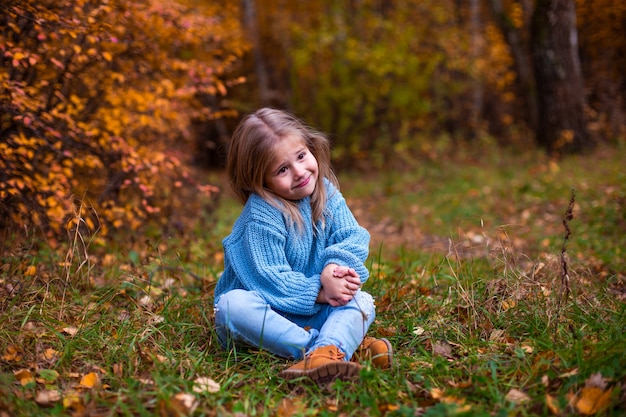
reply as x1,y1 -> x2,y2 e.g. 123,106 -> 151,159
214,289 -> 376,360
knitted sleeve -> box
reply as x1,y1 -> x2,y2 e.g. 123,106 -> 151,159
322,185 -> 371,283
227,202 -> 322,316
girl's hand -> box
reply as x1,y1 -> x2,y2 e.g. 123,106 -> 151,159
320,264 -> 361,306
332,266 -> 361,286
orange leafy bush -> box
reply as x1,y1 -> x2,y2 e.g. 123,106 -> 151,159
0,0 -> 246,241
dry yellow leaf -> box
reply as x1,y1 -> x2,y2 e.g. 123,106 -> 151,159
575,386 -> 612,415
14,369 -> 34,386
2,345 -> 22,361
545,394 -> 561,415
43,347 -> 59,361
24,265 -> 36,276
379,404 -> 400,412
78,372 -> 100,389
62,390 -> 83,411
430,388 -> 445,400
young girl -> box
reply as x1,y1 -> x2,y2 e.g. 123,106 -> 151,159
213,108 -> 392,383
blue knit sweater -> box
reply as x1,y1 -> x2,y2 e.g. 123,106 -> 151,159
214,180 -> 370,316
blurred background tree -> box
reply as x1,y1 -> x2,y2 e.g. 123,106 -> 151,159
235,0 -> 624,164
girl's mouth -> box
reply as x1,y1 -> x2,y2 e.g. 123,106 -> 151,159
295,175 -> 311,188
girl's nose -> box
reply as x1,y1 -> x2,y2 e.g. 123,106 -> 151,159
292,165 -> 304,179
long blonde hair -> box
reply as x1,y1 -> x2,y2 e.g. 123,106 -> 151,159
226,108 -> 338,231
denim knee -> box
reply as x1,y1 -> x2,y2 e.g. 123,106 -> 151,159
354,290 -> 376,321
213,289 -> 263,347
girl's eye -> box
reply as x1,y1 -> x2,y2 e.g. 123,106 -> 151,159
277,166 -> 287,174
298,151 -> 307,160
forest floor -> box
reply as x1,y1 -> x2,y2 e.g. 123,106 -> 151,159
1,143 -> 625,416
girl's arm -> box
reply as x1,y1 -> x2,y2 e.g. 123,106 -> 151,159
322,186 -> 371,284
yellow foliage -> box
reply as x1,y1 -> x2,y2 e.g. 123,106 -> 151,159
1,0 -> 246,241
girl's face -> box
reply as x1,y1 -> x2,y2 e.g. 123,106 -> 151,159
264,136 -> 319,201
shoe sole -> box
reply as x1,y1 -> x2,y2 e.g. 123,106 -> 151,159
279,361 -> 362,383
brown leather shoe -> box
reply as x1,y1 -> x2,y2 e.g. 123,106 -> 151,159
352,337 -> 393,369
279,345 -> 361,383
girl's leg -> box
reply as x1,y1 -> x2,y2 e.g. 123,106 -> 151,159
214,289 -> 318,359
307,290 -> 376,359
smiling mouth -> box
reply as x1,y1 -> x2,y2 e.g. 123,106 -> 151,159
295,176 -> 311,189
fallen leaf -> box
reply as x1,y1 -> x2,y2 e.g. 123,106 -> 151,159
78,372 -> 100,389
520,344 -> 534,354
506,388 -> 531,404
2,345 -> 22,361
324,397 -> 338,412
35,389 -> 62,406
378,326 -> 397,337
447,379 -> 472,389
545,394 -> 561,415
378,403 -> 400,413
430,388 -> 445,400
62,326 -> 79,336
14,369 -> 34,386
502,299 -> 516,310
193,377 -> 220,394
575,386 -> 612,415
277,397 -> 306,417
413,326 -> 425,336
585,372 -> 608,390
432,340 -> 453,359
63,390 -> 84,412
137,295 -> 153,308
43,348 -> 59,361
163,392 -> 198,416
489,329 -> 506,342
113,363 -> 123,377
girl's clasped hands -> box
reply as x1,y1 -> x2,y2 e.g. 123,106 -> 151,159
318,264 -> 361,306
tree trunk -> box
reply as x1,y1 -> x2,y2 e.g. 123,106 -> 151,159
530,0 -> 593,155
469,0 -> 484,134
487,0 -> 538,132
241,0 -> 271,106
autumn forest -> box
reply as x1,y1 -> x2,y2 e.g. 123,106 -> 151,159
1,0 -> 625,239
1,0 -> 625,415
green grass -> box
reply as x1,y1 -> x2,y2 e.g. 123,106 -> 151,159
1,144 -> 625,416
